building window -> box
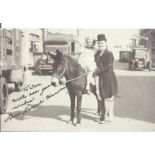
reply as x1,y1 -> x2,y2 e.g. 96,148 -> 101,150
5,30 -> 13,55
30,41 -> 39,53
139,39 -> 148,48
29,34 -> 40,53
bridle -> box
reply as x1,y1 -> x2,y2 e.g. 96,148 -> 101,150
52,57 -> 68,79
52,57 -> 89,84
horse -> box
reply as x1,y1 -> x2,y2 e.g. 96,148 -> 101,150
49,49 -> 101,126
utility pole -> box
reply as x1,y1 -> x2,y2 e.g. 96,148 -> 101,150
41,28 -> 45,52
42,28 -> 45,41
77,29 -> 80,36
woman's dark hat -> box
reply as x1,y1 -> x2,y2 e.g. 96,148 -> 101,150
97,34 -> 107,41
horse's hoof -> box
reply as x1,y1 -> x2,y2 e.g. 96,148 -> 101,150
98,117 -> 108,124
95,112 -> 98,115
95,112 -> 100,116
68,119 -> 76,125
67,119 -> 72,124
73,123 -> 77,126
99,120 -> 107,124
94,118 -> 100,122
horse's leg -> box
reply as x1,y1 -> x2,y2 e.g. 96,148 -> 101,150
71,95 -> 75,124
76,91 -> 82,124
68,91 -> 75,124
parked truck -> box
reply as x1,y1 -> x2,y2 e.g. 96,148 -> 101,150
34,34 -> 81,74
128,47 -> 150,71
0,29 -> 26,114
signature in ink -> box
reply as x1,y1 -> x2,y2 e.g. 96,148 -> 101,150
40,83 -> 53,96
6,99 -> 44,121
23,83 -> 42,92
29,89 -> 40,96
12,94 -> 27,103
12,97 -> 35,110
5,83 -> 65,122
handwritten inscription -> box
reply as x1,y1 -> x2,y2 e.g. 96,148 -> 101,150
23,83 -> 42,92
40,83 -> 53,96
29,89 -> 40,96
12,94 -> 27,103
12,84 -> 42,103
12,97 -> 35,109
7,99 -> 44,121
6,80 -> 66,121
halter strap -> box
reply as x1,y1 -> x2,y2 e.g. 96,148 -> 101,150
59,58 -> 67,78
53,58 -> 68,79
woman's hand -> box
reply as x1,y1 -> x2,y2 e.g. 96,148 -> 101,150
85,66 -> 90,72
59,77 -> 66,85
93,68 -> 100,76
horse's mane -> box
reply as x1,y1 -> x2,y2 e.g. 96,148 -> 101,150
64,54 -> 84,73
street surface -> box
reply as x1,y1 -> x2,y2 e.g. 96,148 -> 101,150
1,66 -> 155,131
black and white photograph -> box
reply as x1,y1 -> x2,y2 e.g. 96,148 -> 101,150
0,28 -> 155,131
1,0 -> 155,155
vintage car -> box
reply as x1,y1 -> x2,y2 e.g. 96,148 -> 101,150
34,34 -> 81,74
119,50 -> 133,62
128,47 -> 150,71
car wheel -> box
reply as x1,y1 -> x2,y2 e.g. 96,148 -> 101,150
0,77 -> 8,114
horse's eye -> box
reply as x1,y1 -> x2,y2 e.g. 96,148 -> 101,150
58,64 -> 63,68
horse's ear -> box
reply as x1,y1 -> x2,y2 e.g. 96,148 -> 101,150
47,51 -> 57,60
56,49 -> 63,60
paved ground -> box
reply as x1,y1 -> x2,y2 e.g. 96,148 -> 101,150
1,69 -> 155,131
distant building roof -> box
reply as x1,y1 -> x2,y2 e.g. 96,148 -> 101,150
140,29 -> 155,36
44,34 -> 80,45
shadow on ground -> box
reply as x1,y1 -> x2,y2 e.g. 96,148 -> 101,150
14,105 -> 96,123
11,76 -> 155,125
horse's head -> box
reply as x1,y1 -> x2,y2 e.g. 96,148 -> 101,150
48,49 -> 67,87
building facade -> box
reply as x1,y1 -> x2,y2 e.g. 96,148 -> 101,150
140,29 -> 155,68
21,29 -> 44,67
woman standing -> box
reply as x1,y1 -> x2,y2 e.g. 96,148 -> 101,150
94,34 -> 118,122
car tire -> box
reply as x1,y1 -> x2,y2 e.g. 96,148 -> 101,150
0,77 -> 8,114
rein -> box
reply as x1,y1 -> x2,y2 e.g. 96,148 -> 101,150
52,57 -> 89,84
52,58 -> 68,79
60,58 -> 68,78
65,72 -> 88,83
